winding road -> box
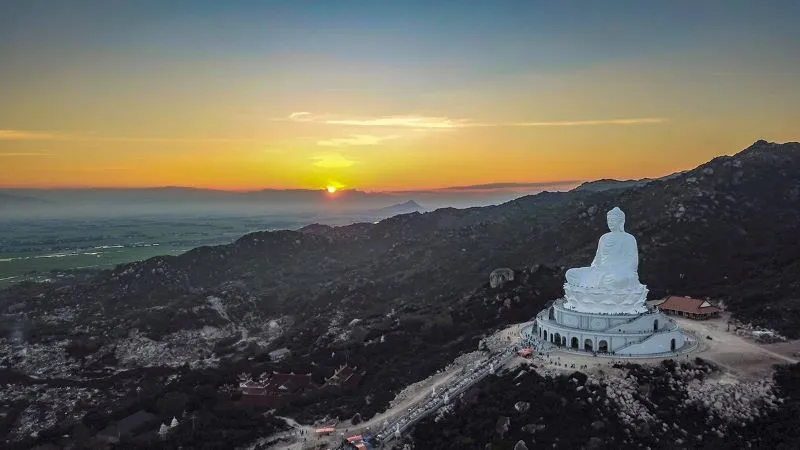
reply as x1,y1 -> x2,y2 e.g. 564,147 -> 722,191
261,326 -> 526,450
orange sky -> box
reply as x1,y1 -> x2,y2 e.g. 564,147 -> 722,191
1,2 -> 798,191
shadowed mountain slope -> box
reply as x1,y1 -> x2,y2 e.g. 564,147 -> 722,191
3,140 -> 799,338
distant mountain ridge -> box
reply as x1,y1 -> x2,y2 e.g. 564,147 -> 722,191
0,173 -> 689,212
374,200 -> 425,215
0,192 -> 51,205
0,186 -> 520,218
0,178 -> 663,218
573,171 -> 685,192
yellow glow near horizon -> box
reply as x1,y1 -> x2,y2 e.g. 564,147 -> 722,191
1,49 -> 798,191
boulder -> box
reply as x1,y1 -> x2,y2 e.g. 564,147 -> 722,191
591,420 -> 605,432
586,437 -> 604,450
521,423 -> 546,434
489,268 -> 515,288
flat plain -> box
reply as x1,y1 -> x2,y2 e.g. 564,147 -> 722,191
0,214 -> 317,287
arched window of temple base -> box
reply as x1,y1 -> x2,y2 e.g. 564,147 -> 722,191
598,340 -> 609,353
584,339 -> 593,352
554,333 -> 561,346
543,330 -> 548,341
561,336 -> 567,346
548,307 -> 555,321
571,337 -> 579,349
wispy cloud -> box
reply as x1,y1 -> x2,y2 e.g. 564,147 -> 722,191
383,180 -> 583,195
503,118 -> 667,127
437,181 -> 582,191
0,129 -> 262,143
0,152 -> 53,157
286,113 -> 466,129
73,166 -> 133,172
325,116 -> 464,129
285,112 -> 668,129
0,130 -> 60,140
317,134 -> 400,147
289,112 -> 312,120
85,136 -> 262,143
310,153 -> 358,168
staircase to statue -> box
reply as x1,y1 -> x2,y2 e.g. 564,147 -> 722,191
613,321 -> 679,355
600,308 -> 657,333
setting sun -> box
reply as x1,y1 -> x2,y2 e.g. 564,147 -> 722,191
326,186 -> 337,193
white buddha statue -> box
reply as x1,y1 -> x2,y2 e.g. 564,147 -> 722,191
566,207 -> 640,290
563,207 -> 647,313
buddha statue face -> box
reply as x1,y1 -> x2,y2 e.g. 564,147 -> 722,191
607,207 -> 625,232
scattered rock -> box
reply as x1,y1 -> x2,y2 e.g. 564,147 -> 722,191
586,436 -> 604,450
489,268 -> 515,289
496,416 -> 511,439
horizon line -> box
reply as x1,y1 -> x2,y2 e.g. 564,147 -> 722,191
0,181 -> 585,193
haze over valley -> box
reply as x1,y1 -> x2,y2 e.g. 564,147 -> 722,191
0,183 -> 582,287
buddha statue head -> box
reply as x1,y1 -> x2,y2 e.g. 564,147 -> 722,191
607,207 -> 625,232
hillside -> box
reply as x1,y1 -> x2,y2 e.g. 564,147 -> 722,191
1,140 -> 799,448
410,359 -> 799,449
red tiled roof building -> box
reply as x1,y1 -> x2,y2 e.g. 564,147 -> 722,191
658,296 -> 721,320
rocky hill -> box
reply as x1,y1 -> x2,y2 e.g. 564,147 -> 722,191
410,359 -> 799,449
1,140 -> 799,448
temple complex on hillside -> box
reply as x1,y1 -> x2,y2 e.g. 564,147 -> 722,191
523,207 -> 688,356
324,364 -> 366,390
239,371 -> 317,408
